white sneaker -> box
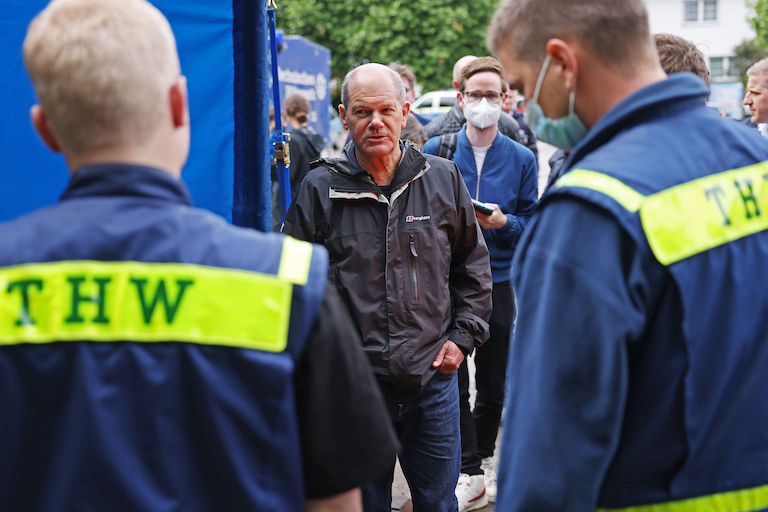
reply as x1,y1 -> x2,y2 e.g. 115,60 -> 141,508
481,457 -> 497,503
455,473 -> 488,511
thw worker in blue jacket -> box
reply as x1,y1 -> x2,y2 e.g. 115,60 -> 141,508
489,0 -> 768,510
0,1 -> 397,511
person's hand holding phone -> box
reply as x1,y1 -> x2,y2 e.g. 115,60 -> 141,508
472,200 -> 508,230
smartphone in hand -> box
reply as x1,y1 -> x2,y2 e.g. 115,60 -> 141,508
472,200 -> 494,215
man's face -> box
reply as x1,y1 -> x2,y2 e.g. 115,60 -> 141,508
457,71 -> 506,112
340,70 -> 408,160
497,42 -> 569,119
743,74 -> 768,124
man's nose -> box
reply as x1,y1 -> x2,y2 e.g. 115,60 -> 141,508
370,112 -> 385,127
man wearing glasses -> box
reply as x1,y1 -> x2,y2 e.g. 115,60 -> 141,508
422,56 -> 539,512
425,56 -> 536,156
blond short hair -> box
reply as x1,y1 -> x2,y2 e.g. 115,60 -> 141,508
23,0 -> 181,153
747,58 -> 768,88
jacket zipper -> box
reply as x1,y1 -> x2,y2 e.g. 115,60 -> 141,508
372,164 -> 429,310
409,232 -> 419,303
476,166 -> 482,200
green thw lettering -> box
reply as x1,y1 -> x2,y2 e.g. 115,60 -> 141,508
734,179 -> 761,219
7,279 -> 43,326
131,278 -> 194,324
705,186 -> 730,226
65,276 -> 111,324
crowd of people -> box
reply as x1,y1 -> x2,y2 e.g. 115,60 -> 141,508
5,0 -> 768,511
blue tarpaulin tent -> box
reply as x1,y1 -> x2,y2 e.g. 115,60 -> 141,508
0,0 -> 271,231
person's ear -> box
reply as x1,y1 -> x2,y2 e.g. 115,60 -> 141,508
339,105 -> 348,130
401,102 -> 410,127
457,90 -> 466,110
30,105 -> 62,153
545,38 -> 579,90
169,75 -> 189,129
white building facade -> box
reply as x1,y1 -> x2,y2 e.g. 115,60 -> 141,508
643,0 -> 755,116
643,0 -> 753,80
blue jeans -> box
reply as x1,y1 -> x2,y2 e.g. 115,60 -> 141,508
362,370 -> 460,512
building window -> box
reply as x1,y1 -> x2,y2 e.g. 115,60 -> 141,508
684,0 -> 699,22
685,0 -> 717,22
710,57 -> 724,77
728,57 -> 740,77
703,0 -> 717,21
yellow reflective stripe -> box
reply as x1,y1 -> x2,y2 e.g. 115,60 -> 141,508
640,161 -> 768,265
596,482 -> 768,512
0,261 -> 292,352
278,237 -> 313,285
555,169 -> 646,213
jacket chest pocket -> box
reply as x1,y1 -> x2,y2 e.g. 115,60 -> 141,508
408,231 -> 420,304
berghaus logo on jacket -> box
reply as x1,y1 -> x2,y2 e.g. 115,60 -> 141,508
406,215 -> 430,222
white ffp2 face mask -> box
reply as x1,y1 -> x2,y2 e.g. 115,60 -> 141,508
464,98 -> 503,129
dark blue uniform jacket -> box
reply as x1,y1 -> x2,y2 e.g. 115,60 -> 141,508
498,73 -> 768,512
0,164 -> 328,511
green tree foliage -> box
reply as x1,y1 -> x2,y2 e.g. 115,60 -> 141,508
748,0 -> 768,48
732,39 -> 768,84
276,0 -> 501,102
742,2 -> 768,85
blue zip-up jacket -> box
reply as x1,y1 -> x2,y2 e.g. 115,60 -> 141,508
498,73 -> 768,512
422,126 -> 538,282
0,164 -> 395,511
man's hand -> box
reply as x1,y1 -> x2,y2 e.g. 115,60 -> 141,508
476,203 -> 508,230
432,340 -> 465,373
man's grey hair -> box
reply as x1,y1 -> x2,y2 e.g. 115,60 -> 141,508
341,64 -> 406,108
487,0 -> 655,70
747,58 -> 768,87
388,63 -> 417,89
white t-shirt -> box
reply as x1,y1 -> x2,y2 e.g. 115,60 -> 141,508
472,144 -> 492,199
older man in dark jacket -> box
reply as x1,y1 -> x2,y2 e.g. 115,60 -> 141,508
284,63 -> 492,512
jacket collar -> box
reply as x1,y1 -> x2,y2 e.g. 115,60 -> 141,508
61,163 -> 193,206
564,73 -> 709,173
320,140 -> 428,193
